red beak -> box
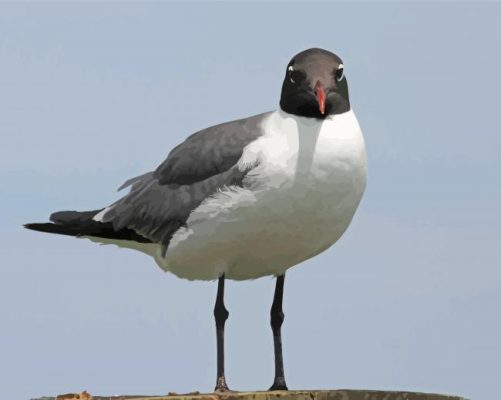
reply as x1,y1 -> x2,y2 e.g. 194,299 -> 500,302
314,81 -> 326,115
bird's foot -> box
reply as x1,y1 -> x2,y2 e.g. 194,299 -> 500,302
269,377 -> 288,391
214,376 -> 232,393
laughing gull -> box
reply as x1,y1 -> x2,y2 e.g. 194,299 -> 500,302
25,48 -> 367,392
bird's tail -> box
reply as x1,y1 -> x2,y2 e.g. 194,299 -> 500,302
24,209 -> 151,243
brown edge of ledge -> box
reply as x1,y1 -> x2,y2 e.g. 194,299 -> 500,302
33,389 -> 469,400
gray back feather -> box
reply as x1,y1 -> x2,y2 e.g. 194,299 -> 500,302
153,112 -> 270,185
100,112 -> 270,248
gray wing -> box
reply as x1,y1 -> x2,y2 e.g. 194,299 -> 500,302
98,112 -> 270,248
153,112 -> 270,185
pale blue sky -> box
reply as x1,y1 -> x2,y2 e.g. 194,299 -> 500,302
1,2 -> 500,400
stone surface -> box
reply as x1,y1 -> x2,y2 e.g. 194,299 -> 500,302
32,389 -> 468,400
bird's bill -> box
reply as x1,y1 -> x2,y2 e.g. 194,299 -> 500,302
314,81 -> 326,115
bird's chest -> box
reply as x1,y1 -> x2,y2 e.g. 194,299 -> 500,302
250,111 -> 367,220
240,115 -> 366,261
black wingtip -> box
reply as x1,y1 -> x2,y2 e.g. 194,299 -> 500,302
24,220 -> 152,243
24,222 -> 46,231
24,222 -> 84,239
24,222 -> 72,236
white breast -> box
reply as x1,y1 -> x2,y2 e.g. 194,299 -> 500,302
159,109 -> 367,281
245,109 -> 367,190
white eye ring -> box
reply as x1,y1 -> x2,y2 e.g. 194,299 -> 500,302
288,65 -> 295,83
336,64 -> 344,82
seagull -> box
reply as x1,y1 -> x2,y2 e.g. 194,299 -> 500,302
25,48 -> 367,392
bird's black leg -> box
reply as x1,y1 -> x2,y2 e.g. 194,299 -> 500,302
214,274 -> 230,392
269,274 -> 288,391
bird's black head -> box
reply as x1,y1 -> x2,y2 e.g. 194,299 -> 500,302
280,48 -> 350,119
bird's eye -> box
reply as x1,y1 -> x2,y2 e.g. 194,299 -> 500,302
287,65 -> 303,84
288,65 -> 296,83
335,64 -> 345,82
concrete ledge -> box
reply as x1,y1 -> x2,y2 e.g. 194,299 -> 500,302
33,389 -> 468,400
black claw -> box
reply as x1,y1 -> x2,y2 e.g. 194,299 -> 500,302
269,380 -> 288,391
214,375 -> 232,392
215,386 -> 231,393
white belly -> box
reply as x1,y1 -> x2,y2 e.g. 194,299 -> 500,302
156,109 -> 367,281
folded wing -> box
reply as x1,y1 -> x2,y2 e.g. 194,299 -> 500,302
95,112 -> 269,248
